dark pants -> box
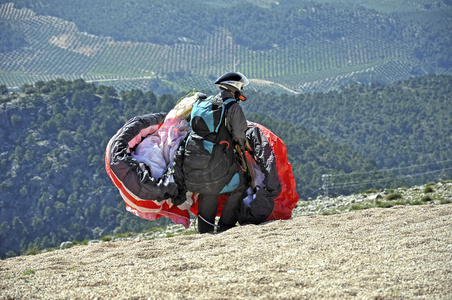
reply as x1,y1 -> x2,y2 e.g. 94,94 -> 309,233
197,194 -> 218,234
197,173 -> 248,233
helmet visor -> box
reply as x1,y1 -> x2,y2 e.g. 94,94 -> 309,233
237,72 -> 249,90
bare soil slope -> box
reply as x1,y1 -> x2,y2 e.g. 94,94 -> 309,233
1,204 -> 451,299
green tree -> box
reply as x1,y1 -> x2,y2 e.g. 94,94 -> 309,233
0,221 -> 10,238
31,216 -> 44,232
10,114 -> 22,128
12,216 -> 28,236
57,130 -> 73,145
57,189 -> 66,200
0,84 -> 8,96
54,201 -> 66,214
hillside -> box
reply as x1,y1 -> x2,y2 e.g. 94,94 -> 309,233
0,0 -> 451,94
0,78 -> 380,258
1,75 -> 451,258
1,202 -> 451,299
242,75 -> 452,177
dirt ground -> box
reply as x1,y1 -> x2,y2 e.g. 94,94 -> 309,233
1,203 -> 451,299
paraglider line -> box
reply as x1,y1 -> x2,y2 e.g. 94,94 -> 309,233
196,213 -> 221,233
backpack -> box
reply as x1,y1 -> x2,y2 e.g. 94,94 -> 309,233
190,96 -> 236,151
182,96 -> 240,194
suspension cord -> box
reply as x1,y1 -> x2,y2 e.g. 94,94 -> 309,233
197,213 -> 221,229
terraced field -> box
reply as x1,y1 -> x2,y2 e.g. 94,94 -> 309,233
0,1 -> 450,93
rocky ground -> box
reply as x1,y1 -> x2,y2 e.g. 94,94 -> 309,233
86,180 -> 452,243
293,181 -> 452,217
1,181 -> 451,299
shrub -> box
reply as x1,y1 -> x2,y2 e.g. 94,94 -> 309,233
115,232 -> 134,238
411,200 -> 424,205
424,186 -> 434,193
100,236 -> 112,242
23,247 -> 40,256
421,195 -> 433,202
440,198 -> 452,204
321,209 -> 338,215
386,193 -> 402,200
73,239 -> 90,246
376,201 -> 396,208
350,203 -> 371,211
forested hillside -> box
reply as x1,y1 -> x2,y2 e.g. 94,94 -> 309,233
241,75 -> 452,184
0,0 -> 450,94
1,75 -> 451,258
0,78 -> 379,258
0,80 -> 173,258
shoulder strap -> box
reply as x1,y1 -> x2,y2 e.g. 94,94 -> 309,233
214,98 -> 236,133
223,98 -> 236,106
222,98 -> 237,117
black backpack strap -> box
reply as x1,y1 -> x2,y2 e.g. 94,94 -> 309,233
216,98 -> 237,149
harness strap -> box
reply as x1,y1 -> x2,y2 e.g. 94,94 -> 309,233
216,97 -> 236,132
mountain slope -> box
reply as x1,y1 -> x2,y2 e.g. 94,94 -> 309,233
0,0 -> 450,94
0,79 -> 377,257
1,202 -> 451,299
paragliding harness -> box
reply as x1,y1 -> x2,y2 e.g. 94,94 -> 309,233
188,95 -> 241,193
188,96 -> 241,232
190,94 -> 257,191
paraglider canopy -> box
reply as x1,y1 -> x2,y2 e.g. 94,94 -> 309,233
105,93 -> 298,228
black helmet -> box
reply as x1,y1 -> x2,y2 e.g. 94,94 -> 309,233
214,72 -> 249,93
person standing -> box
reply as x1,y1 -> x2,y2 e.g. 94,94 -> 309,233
182,72 -> 250,233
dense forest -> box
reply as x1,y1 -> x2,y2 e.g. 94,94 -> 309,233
242,75 -> 452,170
1,74 -> 451,258
4,0 -> 403,49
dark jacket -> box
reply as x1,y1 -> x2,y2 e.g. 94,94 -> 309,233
221,91 -> 247,148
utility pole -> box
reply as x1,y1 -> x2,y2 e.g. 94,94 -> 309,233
321,174 -> 332,197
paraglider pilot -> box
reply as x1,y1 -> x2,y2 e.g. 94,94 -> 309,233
180,72 -> 250,233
